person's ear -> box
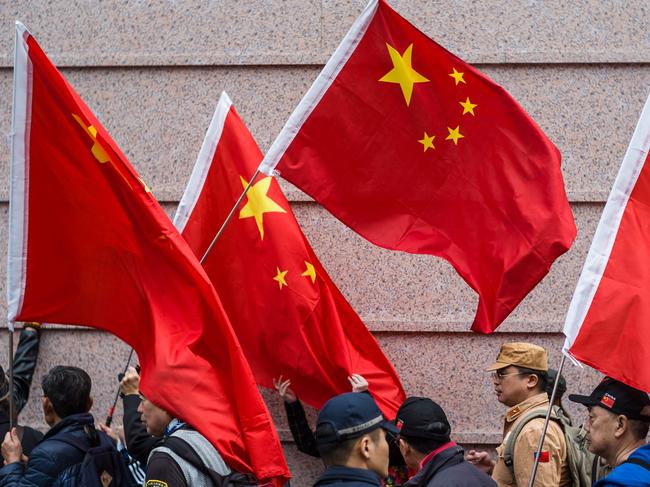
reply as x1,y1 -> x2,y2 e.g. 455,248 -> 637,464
526,374 -> 539,390
359,435 -> 372,460
614,415 -> 628,439
85,396 -> 93,413
42,396 -> 54,415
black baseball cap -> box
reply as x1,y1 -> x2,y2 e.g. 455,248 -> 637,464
315,393 -> 398,445
395,397 -> 451,440
569,378 -> 650,421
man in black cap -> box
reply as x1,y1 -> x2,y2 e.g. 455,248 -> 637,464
313,392 -> 398,486
394,397 -> 495,486
569,377 -> 650,486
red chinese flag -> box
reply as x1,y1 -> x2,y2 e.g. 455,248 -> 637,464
259,0 -> 576,333
564,93 -> 650,393
7,23 -> 289,483
174,93 -> 405,415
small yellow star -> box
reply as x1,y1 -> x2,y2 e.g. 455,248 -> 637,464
446,126 -> 464,145
301,261 -> 316,284
459,97 -> 477,116
379,43 -> 430,106
448,68 -> 466,86
418,132 -> 436,152
273,267 -> 288,289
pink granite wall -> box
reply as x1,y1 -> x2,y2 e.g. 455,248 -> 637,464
1,1 -> 650,485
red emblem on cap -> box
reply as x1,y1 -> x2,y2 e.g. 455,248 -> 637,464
396,419 -> 403,431
601,393 -> 616,408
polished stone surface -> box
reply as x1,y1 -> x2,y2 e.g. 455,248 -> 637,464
0,2 -> 647,484
0,65 -> 648,202
2,1 -> 649,66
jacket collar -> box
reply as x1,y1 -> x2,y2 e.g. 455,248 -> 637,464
314,466 -> 382,486
44,412 -> 95,439
419,441 -> 456,470
406,445 -> 465,486
506,393 -> 549,423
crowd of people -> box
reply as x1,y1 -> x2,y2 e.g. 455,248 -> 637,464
0,330 -> 647,487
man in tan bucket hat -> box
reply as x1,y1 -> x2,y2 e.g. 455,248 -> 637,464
466,343 -> 571,486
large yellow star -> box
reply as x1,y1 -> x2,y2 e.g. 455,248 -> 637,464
446,126 -> 464,145
379,43 -> 430,106
301,261 -> 316,284
72,114 -> 110,164
273,267 -> 288,289
448,68 -> 466,86
459,97 -> 477,116
72,113 -> 132,189
418,132 -> 436,152
239,176 -> 287,240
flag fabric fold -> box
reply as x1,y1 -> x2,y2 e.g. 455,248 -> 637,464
174,92 -> 405,416
259,0 -> 576,333
563,92 -> 650,393
8,22 -> 289,483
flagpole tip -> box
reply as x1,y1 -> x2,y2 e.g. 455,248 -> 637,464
15,21 -> 27,36
218,91 -> 233,107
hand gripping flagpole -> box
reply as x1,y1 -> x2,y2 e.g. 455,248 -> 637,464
527,354 -> 567,487
105,347 -> 135,427
8,328 -> 15,430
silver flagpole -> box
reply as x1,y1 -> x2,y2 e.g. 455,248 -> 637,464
199,168 -> 261,264
527,354 -> 567,487
8,328 -> 15,430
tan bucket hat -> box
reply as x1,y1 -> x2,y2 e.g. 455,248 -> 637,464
486,342 -> 548,372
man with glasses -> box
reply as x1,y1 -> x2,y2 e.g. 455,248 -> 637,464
466,342 -> 571,486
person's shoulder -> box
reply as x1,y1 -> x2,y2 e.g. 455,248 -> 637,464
428,461 -> 497,486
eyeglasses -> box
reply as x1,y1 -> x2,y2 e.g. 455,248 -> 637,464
491,371 -> 526,382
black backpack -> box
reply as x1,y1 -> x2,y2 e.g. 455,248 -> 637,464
52,426 -> 131,487
163,435 -> 258,487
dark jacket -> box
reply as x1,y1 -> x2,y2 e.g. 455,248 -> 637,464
0,328 -> 43,456
122,394 -> 159,465
405,445 -> 496,487
314,466 -> 383,487
0,413 -> 101,487
285,399 -> 320,457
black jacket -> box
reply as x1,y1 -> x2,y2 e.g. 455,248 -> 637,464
0,328 -> 43,455
404,445 -> 496,487
122,394 -> 159,465
314,466 -> 383,487
0,413 -> 105,486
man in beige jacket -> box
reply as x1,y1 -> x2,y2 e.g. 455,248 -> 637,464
466,343 -> 572,486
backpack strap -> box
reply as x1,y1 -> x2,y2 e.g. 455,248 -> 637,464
503,407 -> 560,475
163,436 -> 255,486
623,457 -> 650,472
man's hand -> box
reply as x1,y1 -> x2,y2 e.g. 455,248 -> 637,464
273,376 -> 297,404
348,374 -> 369,393
2,428 -> 23,465
465,449 -> 495,474
23,322 -> 41,333
96,423 -> 117,445
120,365 -> 140,396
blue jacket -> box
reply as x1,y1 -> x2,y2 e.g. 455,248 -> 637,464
0,413 -> 96,487
313,466 -> 382,486
595,443 -> 650,486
